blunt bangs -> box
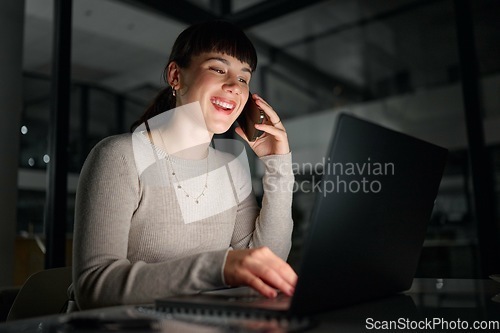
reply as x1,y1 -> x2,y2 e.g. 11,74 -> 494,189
171,21 -> 257,72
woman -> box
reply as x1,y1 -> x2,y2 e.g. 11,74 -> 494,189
72,21 -> 296,310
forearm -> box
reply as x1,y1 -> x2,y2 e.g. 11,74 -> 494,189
74,250 -> 228,309
252,153 -> 294,258
232,153 -> 294,259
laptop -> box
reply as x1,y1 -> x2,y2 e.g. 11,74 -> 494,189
155,113 -> 448,319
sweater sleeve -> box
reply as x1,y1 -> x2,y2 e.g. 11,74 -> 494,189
73,136 -> 227,310
231,153 -> 295,260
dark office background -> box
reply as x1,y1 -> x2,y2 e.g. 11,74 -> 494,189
1,0 -> 500,287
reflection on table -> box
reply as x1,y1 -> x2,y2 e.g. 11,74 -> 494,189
1,278 -> 499,332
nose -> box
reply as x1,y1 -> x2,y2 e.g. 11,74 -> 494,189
223,80 -> 242,95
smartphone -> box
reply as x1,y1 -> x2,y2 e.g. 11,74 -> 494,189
237,93 -> 266,142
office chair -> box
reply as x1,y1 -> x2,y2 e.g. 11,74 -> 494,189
6,266 -> 72,321
0,287 -> 20,322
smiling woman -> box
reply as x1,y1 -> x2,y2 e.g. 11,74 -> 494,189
70,21 -> 296,310
130,21 -> 258,132
168,52 -> 252,135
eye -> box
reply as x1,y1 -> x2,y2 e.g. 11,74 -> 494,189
238,77 -> 248,84
210,67 -> 225,74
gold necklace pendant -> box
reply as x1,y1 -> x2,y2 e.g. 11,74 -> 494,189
158,130 -> 209,204
166,155 -> 209,204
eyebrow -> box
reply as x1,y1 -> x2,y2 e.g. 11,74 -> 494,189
206,57 -> 252,74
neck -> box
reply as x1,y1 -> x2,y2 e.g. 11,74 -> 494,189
156,102 -> 212,160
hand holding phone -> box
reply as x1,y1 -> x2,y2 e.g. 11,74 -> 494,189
236,93 -> 291,156
237,93 -> 266,142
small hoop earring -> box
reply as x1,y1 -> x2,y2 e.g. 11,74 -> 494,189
171,85 -> 176,97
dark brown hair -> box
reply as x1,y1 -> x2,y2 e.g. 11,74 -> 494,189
130,21 -> 258,132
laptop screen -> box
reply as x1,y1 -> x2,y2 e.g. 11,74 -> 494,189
290,113 -> 448,315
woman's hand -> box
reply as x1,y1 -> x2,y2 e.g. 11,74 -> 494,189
223,247 -> 298,298
235,94 -> 290,157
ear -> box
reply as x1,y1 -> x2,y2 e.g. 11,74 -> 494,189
166,61 -> 181,89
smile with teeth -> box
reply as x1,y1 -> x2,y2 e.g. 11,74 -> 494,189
211,98 -> 236,111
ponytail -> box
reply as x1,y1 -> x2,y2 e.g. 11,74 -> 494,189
130,86 -> 176,132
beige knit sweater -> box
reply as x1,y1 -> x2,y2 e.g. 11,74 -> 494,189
71,133 -> 294,309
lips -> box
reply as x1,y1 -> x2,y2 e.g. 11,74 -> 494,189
210,97 -> 236,115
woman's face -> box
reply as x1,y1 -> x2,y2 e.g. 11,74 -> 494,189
172,52 -> 252,135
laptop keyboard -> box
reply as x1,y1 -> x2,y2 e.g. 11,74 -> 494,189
225,292 -> 292,310
137,305 -> 313,332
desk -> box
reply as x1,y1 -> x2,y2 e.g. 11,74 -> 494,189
1,279 -> 500,332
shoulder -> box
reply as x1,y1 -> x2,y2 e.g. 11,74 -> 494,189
82,133 -> 135,173
91,133 -> 133,155
211,146 -> 249,176
212,147 -> 238,165
211,138 -> 248,168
